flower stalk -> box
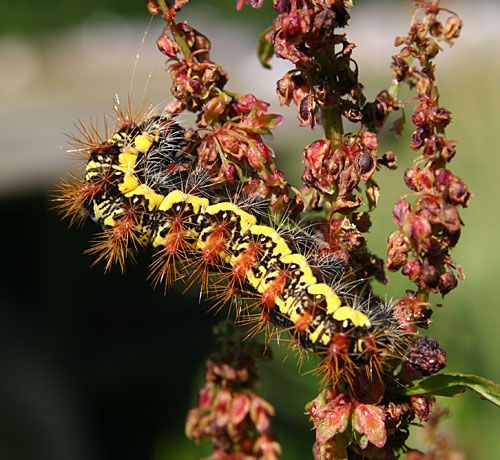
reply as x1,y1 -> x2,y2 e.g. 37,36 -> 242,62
321,106 -> 343,141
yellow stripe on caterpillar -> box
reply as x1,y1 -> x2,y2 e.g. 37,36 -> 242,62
109,133 -> 123,143
204,202 -> 257,233
279,253 -> 317,284
85,160 -> 102,181
308,323 -> 324,345
318,329 -> 333,347
118,174 -> 140,194
116,151 -> 140,194
333,306 -> 371,328
125,184 -> 165,211
92,200 -> 112,224
91,199 -> 125,227
307,283 -> 341,314
250,225 -> 291,258
184,193 -> 210,214
134,133 -> 154,153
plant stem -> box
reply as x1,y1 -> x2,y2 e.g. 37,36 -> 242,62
322,104 -> 344,141
156,0 -> 192,58
170,21 -> 192,58
318,45 -> 344,141
156,0 -> 169,15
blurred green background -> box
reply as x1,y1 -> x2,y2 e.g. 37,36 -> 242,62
0,1 -> 499,459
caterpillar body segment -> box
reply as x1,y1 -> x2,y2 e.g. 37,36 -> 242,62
59,114 -> 405,386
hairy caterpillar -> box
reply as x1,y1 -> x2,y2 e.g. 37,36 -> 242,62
57,106 -> 404,387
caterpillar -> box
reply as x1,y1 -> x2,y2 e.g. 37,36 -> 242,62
57,105 -> 404,387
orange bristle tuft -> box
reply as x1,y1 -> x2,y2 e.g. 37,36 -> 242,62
206,278 -> 243,317
54,174 -> 106,227
66,118 -> 110,161
261,271 -> 289,312
203,242 -> 262,318
231,243 -> 260,286
181,257 -> 222,299
294,311 -> 313,334
150,217 -> 194,290
86,207 -> 141,272
112,97 -> 150,132
182,224 -> 230,297
316,332 -> 356,388
201,225 -> 229,265
239,310 -> 277,346
358,329 -> 408,383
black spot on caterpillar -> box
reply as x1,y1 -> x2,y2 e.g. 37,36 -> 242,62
56,109 -> 405,386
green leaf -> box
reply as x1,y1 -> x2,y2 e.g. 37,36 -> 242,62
403,373 -> 500,408
257,26 -> 274,69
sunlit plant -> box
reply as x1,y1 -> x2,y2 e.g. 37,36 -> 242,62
56,1 -> 500,458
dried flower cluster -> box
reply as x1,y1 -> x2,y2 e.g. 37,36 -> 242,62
308,385 -> 436,459
186,327 -> 281,460
386,2 -> 470,330
272,1 -> 357,128
149,0 -> 293,213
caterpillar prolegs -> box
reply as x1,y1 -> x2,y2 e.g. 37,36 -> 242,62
57,109 -> 404,387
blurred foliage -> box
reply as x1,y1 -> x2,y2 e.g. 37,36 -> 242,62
0,0 -> 412,36
0,0 -> 274,35
0,0 -> 142,35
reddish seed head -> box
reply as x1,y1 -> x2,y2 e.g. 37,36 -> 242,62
444,16 -> 463,42
408,215 -> 432,249
393,292 -> 432,332
157,33 -> 178,58
404,166 -> 435,192
447,176 -> 472,207
281,13 -> 304,38
392,197 -> 410,227
406,336 -> 446,376
201,94 -> 229,125
402,259 -> 422,281
411,110 -> 427,127
411,395 -> 434,422
386,231 -> 409,271
439,270 -> 458,295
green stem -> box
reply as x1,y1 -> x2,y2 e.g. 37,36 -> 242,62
388,79 -> 401,98
156,0 -> 192,58
156,0 -> 169,15
170,21 -> 192,58
315,44 -> 344,141
322,105 -> 344,141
